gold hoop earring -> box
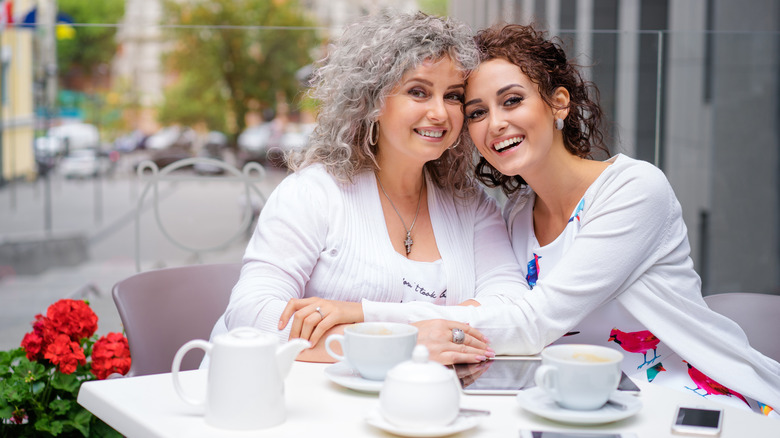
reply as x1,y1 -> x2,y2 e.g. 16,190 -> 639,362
368,121 -> 378,146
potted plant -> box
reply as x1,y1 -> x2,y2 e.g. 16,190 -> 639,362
0,299 -> 131,437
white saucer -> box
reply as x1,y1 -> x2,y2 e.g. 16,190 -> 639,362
365,408 -> 480,437
324,362 -> 384,393
516,387 -> 642,425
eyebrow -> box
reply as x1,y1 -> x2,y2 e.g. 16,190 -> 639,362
465,83 -> 525,107
404,78 -> 465,91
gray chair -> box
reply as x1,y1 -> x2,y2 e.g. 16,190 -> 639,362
703,292 -> 780,362
112,263 -> 242,377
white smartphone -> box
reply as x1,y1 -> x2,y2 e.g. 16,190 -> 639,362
671,406 -> 723,436
519,431 -> 638,438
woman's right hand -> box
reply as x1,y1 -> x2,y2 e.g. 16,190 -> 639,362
412,319 -> 494,365
279,297 -> 363,346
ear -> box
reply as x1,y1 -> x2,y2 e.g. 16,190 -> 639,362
551,86 -> 571,120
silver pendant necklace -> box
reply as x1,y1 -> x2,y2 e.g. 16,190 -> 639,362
376,175 -> 424,255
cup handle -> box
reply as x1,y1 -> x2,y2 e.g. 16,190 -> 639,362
324,334 -> 346,362
534,364 -> 559,399
172,339 -> 212,407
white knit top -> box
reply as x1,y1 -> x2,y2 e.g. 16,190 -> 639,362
209,164 -> 526,344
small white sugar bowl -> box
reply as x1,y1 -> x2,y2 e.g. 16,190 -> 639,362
379,345 -> 461,428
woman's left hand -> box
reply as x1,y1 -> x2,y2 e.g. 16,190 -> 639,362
279,297 -> 364,346
412,319 -> 494,365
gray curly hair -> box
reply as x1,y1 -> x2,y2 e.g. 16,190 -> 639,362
287,10 -> 480,194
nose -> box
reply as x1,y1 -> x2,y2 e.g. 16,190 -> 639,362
488,110 -> 508,135
427,98 -> 448,122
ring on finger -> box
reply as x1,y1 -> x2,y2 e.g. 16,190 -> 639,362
315,306 -> 324,319
452,328 -> 465,344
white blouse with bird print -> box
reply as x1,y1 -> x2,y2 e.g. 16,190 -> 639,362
511,155 -> 775,418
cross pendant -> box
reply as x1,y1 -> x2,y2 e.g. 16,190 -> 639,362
404,232 -> 413,255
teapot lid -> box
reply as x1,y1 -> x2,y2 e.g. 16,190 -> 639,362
217,327 -> 275,347
386,345 -> 453,383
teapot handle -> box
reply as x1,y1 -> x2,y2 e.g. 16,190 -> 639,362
172,339 -> 212,407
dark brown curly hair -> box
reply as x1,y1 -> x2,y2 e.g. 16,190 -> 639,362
470,24 -> 610,195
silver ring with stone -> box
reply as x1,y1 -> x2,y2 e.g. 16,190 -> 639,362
452,328 -> 465,344
315,306 -> 324,319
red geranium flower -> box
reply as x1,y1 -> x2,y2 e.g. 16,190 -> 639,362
44,334 -> 86,374
21,331 -> 44,361
91,332 -> 132,380
45,299 -> 98,342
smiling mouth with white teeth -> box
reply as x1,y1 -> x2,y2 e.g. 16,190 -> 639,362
415,129 -> 445,138
494,136 -> 524,152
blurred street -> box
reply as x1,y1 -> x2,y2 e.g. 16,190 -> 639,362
0,150 -> 287,350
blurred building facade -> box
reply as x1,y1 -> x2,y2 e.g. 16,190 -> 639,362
113,0 -> 163,135
450,0 -> 780,295
0,0 -> 35,183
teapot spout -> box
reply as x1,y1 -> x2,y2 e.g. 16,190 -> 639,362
276,338 -> 311,378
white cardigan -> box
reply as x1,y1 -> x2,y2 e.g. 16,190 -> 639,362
368,154 -> 780,410
211,164 -> 526,344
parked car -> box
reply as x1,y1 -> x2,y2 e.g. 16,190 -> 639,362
59,149 -> 111,179
265,123 -> 315,168
237,123 -> 274,166
193,131 -> 229,176
35,122 -> 101,157
114,130 -> 149,153
146,126 -> 196,150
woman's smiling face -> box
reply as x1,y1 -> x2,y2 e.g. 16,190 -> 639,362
465,58 -> 562,178
376,56 -> 466,167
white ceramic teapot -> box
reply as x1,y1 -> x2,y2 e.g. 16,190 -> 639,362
171,327 -> 310,430
379,345 -> 461,428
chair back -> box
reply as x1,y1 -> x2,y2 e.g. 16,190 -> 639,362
112,263 -> 242,377
704,292 -> 780,362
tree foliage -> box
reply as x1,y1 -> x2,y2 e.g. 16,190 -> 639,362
157,0 -> 321,137
56,0 -> 125,90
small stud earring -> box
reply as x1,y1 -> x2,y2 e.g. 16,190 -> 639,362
555,118 -> 564,131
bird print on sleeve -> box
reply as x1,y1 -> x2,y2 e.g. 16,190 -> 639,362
526,253 -> 541,288
683,361 -> 750,407
646,362 -> 666,382
608,328 -> 661,369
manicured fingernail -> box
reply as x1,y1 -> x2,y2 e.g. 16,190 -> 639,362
487,347 -> 495,354
475,355 -> 486,361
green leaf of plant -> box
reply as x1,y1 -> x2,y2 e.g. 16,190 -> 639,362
0,403 -> 14,419
35,414 -> 65,435
51,372 -> 80,393
49,398 -> 72,416
69,406 -> 93,436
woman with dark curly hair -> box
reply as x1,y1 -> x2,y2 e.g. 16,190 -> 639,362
208,10 -> 526,365
456,23 -> 778,416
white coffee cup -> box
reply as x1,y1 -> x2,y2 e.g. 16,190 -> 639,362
534,344 -> 623,410
325,322 -> 417,381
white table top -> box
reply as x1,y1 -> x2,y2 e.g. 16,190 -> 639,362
78,361 -> 777,438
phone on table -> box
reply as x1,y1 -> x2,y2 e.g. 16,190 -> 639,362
519,431 -> 638,438
451,357 -> 641,395
671,406 -> 723,436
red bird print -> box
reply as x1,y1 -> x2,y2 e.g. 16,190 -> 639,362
608,328 -> 660,369
684,361 -> 749,406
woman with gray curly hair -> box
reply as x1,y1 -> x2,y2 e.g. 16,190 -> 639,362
209,10 -> 525,364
